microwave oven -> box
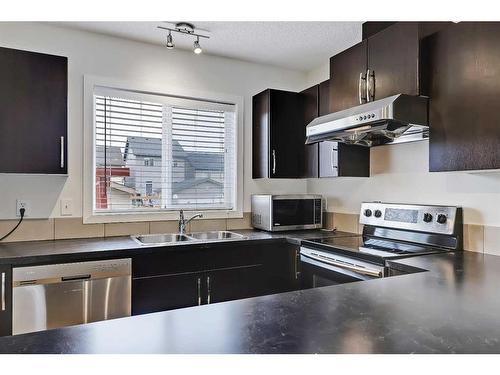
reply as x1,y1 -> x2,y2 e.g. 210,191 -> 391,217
251,194 -> 323,232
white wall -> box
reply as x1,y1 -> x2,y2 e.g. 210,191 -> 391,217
306,66 -> 500,226
0,22 -> 308,219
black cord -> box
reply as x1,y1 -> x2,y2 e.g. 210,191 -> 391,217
0,208 -> 25,242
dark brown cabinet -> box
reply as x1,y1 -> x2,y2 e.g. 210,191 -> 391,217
423,22 -> 500,171
132,247 -> 205,315
0,47 -> 67,174
252,89 -> 305,178
208,264 -> 267,304
132,242 -> 298,315
301,84 -> 320,178
302,79 -> 370,178
367,22 -> 420,100
330,40 -> 368,113
133,271 -> 203,315
330,22 -> 420,113
0,265 -> 12,337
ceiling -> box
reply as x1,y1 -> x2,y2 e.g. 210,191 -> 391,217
54,21 -> 362,72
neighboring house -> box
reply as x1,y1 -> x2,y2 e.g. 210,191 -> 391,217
95,145 -> 133,210
123,136 -> 224,207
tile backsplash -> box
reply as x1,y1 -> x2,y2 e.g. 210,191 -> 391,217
0,211 -> 496,254
0,212 -> 252,243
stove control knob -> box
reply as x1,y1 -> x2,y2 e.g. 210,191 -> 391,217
374,210 -> 382,218
437,214 -> 447,224
423,213 -> 433,223
364,209 -> 372,217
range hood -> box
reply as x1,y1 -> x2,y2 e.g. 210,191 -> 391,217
305,94 -> 429,147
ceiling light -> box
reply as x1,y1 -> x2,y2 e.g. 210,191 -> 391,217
166,31 -> 174,50
157,23 -> 209,54
193,37 -> 202,54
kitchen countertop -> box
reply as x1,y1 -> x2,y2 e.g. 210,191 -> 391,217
0,228 -> 352,265
1,248 -> 500,353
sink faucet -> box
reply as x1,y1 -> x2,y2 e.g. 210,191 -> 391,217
178,209 -> 203,234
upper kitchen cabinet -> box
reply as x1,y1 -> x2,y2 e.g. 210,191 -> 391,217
424,22 -> 500,171
252,89 -> 304,178
366,22 -> 420,100
0,47 -> 67,174
301,84 -> 320,178
329,40 -> 367,113
330,22 -> 420,112
302,80 -> 370,178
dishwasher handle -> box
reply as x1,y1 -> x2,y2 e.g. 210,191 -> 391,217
61,274 -> 91,282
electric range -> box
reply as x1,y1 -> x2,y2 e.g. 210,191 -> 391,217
299,202 -> 463,288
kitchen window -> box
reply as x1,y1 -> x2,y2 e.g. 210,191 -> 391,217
85,78 -> 242,222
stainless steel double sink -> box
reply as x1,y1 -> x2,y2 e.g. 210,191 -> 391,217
131,231 -> 248,246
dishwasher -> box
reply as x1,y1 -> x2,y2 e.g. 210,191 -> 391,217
12,258 -> 131,335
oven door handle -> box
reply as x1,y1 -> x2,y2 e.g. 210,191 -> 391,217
301,252 -> 382,278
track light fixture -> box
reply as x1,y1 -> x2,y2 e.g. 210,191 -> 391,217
193,36 -> 202,54
158,22 -> 209,54
166,31 -> 174,49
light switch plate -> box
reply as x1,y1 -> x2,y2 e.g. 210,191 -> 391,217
60,199 -> 73,216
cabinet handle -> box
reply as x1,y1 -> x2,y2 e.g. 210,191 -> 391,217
272,149 -> 276,175
366,69 -> 375,102
294,250 -> 300,280
1,272 -> 5,312
358,72 -> 367,104
60,136 -> 65,169
206,276 -> 211,304
197,277 -> 201,306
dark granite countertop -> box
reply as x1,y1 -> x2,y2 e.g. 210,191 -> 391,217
0,228 -> 352,265
1,249 -> 499,353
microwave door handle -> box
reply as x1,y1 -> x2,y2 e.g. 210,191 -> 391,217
301,252 -> 382,277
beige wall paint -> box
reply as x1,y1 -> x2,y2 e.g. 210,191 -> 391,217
0,22 -> 308,220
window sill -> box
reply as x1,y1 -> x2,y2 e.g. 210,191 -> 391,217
83,209 -> 243,224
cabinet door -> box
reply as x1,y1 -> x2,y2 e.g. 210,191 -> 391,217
367,22 -> 419,100
269,90 -> 305,178
318,79 -> 331,116
0,47 -> 67,174
424,22 -> 500,171
132,272 -> 203,315
301,84 -> 319,178
207,265 -> 267,304
0,265 -> 12,337
252,90 -> 270,179
330,41 -> 367,113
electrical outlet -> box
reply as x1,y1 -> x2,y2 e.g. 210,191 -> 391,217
60,199 -> 73,216
16,199 -> 30,217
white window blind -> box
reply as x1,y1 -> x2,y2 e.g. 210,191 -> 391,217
94,87 -> 236,214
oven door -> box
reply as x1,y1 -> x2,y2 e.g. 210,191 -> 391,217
272,197 -> 322,231
299,247 -> 384,289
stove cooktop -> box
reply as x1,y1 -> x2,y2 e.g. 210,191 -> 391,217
302,235 -> 448,261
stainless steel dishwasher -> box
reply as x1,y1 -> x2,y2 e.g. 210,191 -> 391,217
12,258 -> 131,335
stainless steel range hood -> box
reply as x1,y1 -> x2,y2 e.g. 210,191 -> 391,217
305,94 -> 429,147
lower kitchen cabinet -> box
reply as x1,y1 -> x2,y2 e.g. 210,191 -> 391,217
131,242 -> 299,316
132,272 -> 203,315
0,265 -> 12,337
205,264 -> 267,304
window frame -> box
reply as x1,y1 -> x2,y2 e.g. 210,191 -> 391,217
83,75 -> 244,224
